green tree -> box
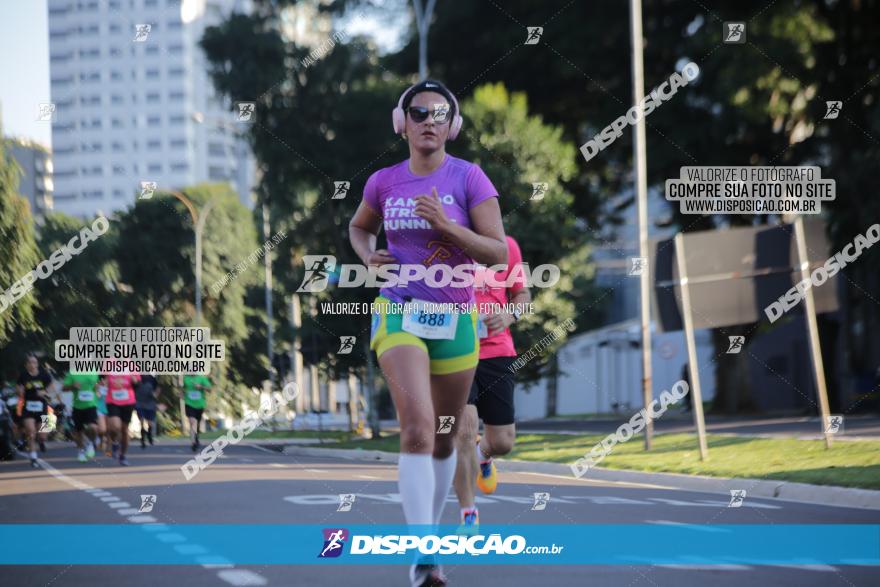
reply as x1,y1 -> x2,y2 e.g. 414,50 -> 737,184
456,83 -> 605,380
113,183 -> 261,420
397,0 -> 880,411
0,137 -> 41,347
26,212 -> 119,367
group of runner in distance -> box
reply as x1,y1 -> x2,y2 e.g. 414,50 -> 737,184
11,354 -> 212,468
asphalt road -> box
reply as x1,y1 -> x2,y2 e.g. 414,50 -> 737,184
1,441 -> 877,587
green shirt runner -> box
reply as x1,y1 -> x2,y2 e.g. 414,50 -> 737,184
63,372 -> 100,409
183,375 -> 211,409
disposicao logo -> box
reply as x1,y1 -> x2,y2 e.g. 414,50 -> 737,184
318,528 -> 348,558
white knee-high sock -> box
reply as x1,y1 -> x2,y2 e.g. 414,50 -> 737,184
398,453 -> 435,526
432,449 -> 457,525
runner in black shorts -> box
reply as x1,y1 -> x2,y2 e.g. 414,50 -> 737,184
16,354 -> 55,468
136,374 -> 160,449
63,371 -> 100,462
453,236 -> 531,533
182,373 -> 211,452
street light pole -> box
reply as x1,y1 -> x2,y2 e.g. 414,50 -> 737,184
629,0 -> 654,450
168,191 -> 214,326
194,199 -> 215,326
262,202 -> 275,391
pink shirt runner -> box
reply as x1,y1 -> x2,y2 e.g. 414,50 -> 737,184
104,373 -> 141,406
475,236 -> 526,359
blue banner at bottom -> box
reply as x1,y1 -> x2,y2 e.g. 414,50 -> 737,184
0,525 -> 877,565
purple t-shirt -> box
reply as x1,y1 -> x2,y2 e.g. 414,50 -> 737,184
362,155 -> 498,304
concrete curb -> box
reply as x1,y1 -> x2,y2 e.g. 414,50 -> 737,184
274,445 -> 880,511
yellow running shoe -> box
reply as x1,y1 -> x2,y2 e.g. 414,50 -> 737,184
476,458 -> 497,494
456,508 -> 479,535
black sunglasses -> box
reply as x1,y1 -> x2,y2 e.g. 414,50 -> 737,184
406,106 -> 451,124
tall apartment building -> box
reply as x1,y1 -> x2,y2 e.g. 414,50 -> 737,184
6,138 -> 55,220
48,0 -> 254,217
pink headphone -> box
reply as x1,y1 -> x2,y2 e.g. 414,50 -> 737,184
392,81 -> 462,141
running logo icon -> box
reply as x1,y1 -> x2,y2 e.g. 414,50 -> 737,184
824,101 -> 842,120
728,489 -> 746,507
139,494 -> 157,513
824,415 -> 844,434
139,181 -> 157,200
437,416 -> 455,434
332,181 -> 350,200
39,414 -> 56,433
337,336 -> 356,355
629,257 -> 647,276
726,336 -> 745,354
532,492 -> 550,511
133,24 -> 152,42
236,102 -> 256,123
318,528 -> 348,558
723,22 -> 745,44
432,103 -> 450,123
525,27 -> 543,45
297,255 -> 337,293
337,494 -> 355,512
37,103 -> 56,122
531,182 -> 548,201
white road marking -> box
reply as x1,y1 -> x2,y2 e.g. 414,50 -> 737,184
117,508 -> 141,516
305,469 -> 328,473
269,463 -> 286,468
196,555 -> 234,565
521,470 -> 670,489
356,474 -> 381,480
22,457 -> 269,581
217,570 -> 268,586
562,495 -> 653,505
649,497 -> 781,509
693,499 -> 782,510
772,564 -> 839,572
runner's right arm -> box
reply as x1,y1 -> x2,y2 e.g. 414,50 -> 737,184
349,202 -> 397,266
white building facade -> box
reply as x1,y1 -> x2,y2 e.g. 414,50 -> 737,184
7,138 -> 54,220
48,0 -> 254,217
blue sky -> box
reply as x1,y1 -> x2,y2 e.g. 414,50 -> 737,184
0,0 -> 51,146
0,0 -> 407,148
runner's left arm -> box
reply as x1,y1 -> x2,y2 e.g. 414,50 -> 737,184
485,288 -> 532,336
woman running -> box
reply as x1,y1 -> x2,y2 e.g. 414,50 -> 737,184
62,370 -> 100,462
16,353 -> 55,468
101,361 -> 141,466
349,79 -> 507,587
